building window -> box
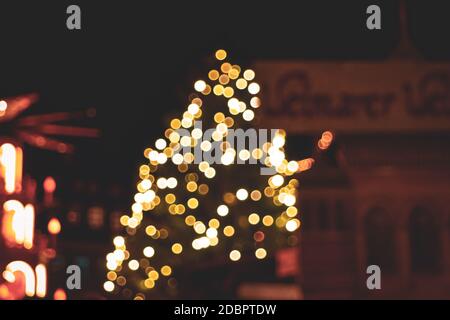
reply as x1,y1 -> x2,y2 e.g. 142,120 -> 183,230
317,201 -> 330,230
365,206 -> 396,273
299,200 -> 312,231
335,200 -> 350,231
409,206 -> 441,274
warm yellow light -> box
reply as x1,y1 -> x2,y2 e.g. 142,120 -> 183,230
188,103 -> 200,115
250,190 -> 262,201
35,264 -> 47,298
242,109 -> 255,121
248,213 -> 260,225
156,177 -> 167,189
48,218 -> 61,235
243,69 -> 255,81
270,174 -> 284,188
120,215 -> 129,226
229,250 -> 241,262
287,161 -> 299,172
145,225 -> 157,236
286,206 -> 298,217
107,271 -> 117,281
208,218 -> 220,229
148,270 -> 159,281
286,219 -> 301,232
144,279 -> 155,289
128,259 -> 139,270
170,118 -> 181,129
185,215 -> 196,226
165,193 -> 176,204
284,194 -> 296,206
223,226 -> 235,237
208,69 -> 220,80
194,221 -> 206,234
171,243 -> 183,254
255,248 -> 267,259
205,167 -> 216,178
186,181 -> 197,192
5,261 -> 36,296
113,236 -> 125,247
262,215 -> 274,226
0,143 -> 21,194
215,49 -> 227,60
187,198 -> 199,209
250,96 -> 261,108
113,249 -> 125,261
167,177 -> 178,189
198,184 -> 209,195
223,86 -> 234,98
161,265 -> 172,276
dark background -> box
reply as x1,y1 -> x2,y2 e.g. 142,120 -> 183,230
1,0 -> 450,299
3,0 -> 448,194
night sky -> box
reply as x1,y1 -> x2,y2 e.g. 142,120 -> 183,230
0,0 -> 449,202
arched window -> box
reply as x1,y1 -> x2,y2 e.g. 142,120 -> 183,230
365,206 -> 396,273
409,206 -> 441,274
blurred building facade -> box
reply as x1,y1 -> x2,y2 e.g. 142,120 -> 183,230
298,134 -> 450,299
256,23 -> 450,297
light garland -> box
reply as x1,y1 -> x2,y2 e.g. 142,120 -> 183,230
105,49 -> 329,299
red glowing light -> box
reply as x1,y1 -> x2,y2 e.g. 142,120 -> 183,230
43,176 -> 56,193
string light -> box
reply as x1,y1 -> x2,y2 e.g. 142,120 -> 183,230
104,49 -> 329,298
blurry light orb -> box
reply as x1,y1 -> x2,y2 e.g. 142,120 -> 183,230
236,188 -> 248,201
113,236 -> 125,247
242,110 -> 254,121
167,177 -> 178,189
104,281 -> 115,292
171,243 -> 183,254
0,100 -> 7,112
255,248 -> 267,259
223,225 -> 235,237
215,49 -> 227,60
155,138 -> 167,150
128,259 -> 139,271
217,204 -> 229,216
248,213 -> 260,225
53,288 -> 67,300
286,219 -> 300,232
194,80 -> 207,92
143,246 -> 155,258
243,69 -> 255,81
206,227 -> 218,239
48,218 -> 61,235
248,82 -> 260,94
161,266 -> 172,276
229,250 -> 241,262
271,174 -> 284,187
43,176 -> 57,193
194,222 -> 206,234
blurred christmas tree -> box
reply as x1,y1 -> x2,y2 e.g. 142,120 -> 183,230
104,50 -> 328,299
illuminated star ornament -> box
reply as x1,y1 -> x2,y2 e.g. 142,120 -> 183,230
0,93 -> 99,153
105,49 -> 333,299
